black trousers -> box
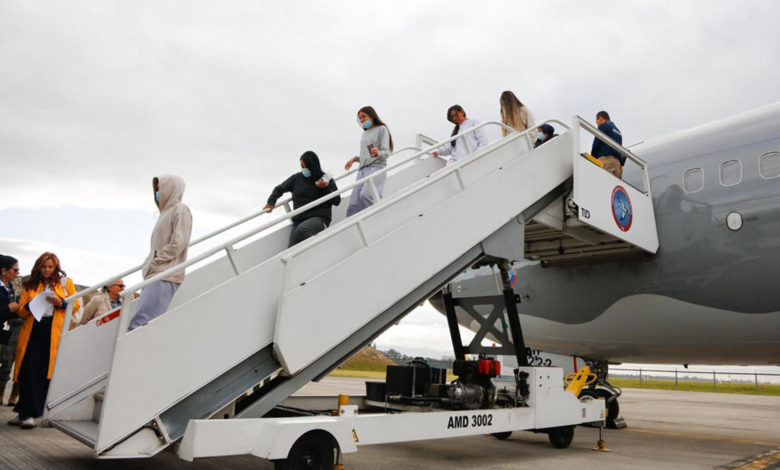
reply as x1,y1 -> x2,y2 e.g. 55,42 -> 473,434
14,317 -> 52,420
288,216 -> 329,247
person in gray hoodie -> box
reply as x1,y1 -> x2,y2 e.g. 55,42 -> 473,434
128,175 -> 193,331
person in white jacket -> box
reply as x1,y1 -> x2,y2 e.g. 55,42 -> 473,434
128,175 -> 192,331
432,105 -> 488,165
499,90 -> 535,137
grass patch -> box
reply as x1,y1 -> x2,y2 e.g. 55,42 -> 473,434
329,369 -> 387,379
610,377 -> 780,396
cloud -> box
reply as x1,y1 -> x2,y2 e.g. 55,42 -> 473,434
1,0 -> 779,355
0,237 -> 139,286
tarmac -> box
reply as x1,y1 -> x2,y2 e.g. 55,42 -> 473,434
0,377 -> 778,469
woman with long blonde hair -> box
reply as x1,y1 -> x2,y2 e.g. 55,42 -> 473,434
499,91 -> 536,137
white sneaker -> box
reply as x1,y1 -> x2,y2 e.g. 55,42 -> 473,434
7,414 -> 20,426
20,417 -> 36,429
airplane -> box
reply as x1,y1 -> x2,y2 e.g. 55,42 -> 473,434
429,102 -> 780,426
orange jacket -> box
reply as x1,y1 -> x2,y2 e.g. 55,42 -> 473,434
14,278 -> 80,381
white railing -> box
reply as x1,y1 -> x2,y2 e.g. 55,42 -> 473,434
572,115 -> 651,194
56,144 -> 419,333
61,119 -> 567,335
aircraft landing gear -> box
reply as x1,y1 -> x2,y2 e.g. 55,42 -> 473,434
581,362 -> 626,429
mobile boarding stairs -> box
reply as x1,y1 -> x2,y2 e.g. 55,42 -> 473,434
50,116 -> 658,462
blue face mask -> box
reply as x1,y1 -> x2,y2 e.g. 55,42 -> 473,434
537,132 -> 545,141
155,191 -> 160,203
301,168 -> 311,178
361,119 -> 373,130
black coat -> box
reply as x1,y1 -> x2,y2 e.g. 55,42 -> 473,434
0,282 -> 16,345
267,173 -> 341,224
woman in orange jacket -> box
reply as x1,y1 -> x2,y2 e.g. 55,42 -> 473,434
8,252 -> 78,429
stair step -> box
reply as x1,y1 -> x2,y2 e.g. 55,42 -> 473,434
50,419 -> 99,448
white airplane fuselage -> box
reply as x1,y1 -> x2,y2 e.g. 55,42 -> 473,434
434,103 -> 780,365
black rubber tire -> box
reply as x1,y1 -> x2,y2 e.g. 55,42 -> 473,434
547,425 -> 574,449
491,431 -> 512,440
273,431 -> 335,470
580,388 -> 620,428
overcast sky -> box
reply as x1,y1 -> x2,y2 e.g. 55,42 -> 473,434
1,1 -> 779,358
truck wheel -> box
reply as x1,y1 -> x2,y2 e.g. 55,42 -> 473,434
580,388 -> 620,428
274,431 -> 335,470
547,425 -> 574,448
491,431 -> 512,440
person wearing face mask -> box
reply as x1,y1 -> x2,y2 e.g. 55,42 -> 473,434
343,106 -> 394,217
265,151 -> 341,247
74,278 -> 125,329
0,254 -> 21,406
499,90 -> 536,137
432,104 -> 488,165
10,252 -> 79,428
128,175 -> 193,331
534,123 -> 558,148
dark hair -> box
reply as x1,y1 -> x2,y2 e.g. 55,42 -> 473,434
597,111 -> 610,121
358,106 -> 394,151
24,252 -> 65,290
446,105 -> 465,124
0,254 -> 18,272
299,151 -> 325,181
447,105 -> 466,147
539,123 -> 555,138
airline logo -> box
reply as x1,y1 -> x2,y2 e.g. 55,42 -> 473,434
611,186 -> 632,232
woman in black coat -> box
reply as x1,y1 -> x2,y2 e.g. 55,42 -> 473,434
0,254 -> 20,406
264,151 -> 341,247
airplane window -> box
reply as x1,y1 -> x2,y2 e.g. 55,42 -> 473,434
651,175 -> 668,196
720,160 -> 741,186
683,168 -> 703,193
760,152 -> 780,179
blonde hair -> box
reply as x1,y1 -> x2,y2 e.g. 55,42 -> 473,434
499,90 -> 530,135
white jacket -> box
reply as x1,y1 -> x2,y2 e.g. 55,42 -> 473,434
141,174 -> 193,283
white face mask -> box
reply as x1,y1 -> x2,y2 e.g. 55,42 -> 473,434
537,132 -> 545,141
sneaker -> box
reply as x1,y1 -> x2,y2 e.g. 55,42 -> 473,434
7,415 -> 20,426
20,417 -> 36,429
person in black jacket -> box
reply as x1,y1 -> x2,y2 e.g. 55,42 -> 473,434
264,151 -> 341,247
0,254 -> 20,405
534,123 -> 558,148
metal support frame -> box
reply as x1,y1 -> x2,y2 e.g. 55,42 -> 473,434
442,264 -> 529,367
442,290 -> 467,359
499,265 -> 529,367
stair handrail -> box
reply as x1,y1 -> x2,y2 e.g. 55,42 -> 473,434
62,119 -> 567,333
573,115 -> 651,194
56,145 -> 422,318
280,119 -> 570,262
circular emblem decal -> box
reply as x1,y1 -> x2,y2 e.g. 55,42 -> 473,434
611,186 -> 632,232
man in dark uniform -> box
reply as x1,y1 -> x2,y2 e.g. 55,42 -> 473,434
591,111 -> 624,178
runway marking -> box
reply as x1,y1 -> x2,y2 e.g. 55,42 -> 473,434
717,449 -> 780,469
624,428 -> 779,447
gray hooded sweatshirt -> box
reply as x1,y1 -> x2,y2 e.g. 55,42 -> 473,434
141,174 -> 193,284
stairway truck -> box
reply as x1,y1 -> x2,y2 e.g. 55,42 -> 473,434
178,366 -> 605,467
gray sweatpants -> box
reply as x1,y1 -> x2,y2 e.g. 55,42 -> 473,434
346,166 -> 386,217
128,280 -> 180,331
